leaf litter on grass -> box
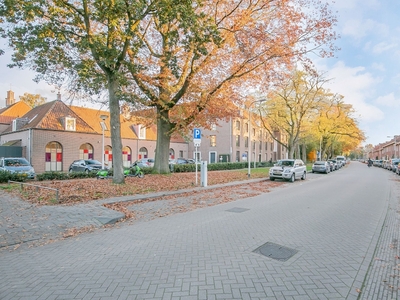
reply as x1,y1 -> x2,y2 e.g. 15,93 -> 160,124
5,170 -> 271,205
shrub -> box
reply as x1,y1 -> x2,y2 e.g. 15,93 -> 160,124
0,170 -> 29,183
36,171 -> 70,181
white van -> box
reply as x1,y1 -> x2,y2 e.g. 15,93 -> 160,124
336,156 -> 346,167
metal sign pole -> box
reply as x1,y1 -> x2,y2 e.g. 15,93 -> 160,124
193,128 -> 201,186
195,145 -> 198,185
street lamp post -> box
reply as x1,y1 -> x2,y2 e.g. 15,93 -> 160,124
248,99 -> 266,178
100,115 -> 108,169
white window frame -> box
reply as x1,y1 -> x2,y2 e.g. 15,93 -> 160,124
65,117 -> 76,131
139,125 -> 146,139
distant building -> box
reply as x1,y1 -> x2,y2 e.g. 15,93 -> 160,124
370,136 -> 400,160
187,109 -> 286,164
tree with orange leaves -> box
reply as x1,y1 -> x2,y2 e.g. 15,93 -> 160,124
0,0 -> 339,175
125,0 -> 339,173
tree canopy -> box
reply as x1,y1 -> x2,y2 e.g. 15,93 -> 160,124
122,0 -> 339,172
0,0 -> 339,175
259,70 -> 365,159
19,93 -> 46,108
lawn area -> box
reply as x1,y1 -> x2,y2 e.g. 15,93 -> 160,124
3,167 -> 271,205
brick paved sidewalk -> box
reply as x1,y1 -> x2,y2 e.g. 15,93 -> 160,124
357,178 -> 400,299
0,192 -> 124,250
0,178 -> 276,251
1,166 -> 400,300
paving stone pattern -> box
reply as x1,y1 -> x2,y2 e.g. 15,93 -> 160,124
0,163 -> 400,299
358,178 -> 400,299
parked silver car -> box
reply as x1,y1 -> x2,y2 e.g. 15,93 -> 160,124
328,159 -> 339,170
388,159 -> 400,172
312,161 -> 330,174
269,159 -> 307,182
0,157 -> 36,179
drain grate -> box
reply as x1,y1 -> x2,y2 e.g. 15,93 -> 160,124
253,242 -> 298,261
226,207 -> 249,213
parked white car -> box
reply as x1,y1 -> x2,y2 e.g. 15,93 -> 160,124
269,159 -> 307,182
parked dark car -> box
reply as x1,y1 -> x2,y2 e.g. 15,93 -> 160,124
169,158 -> 193,165
312,161 -> 330,174
134,158 -> 155,168
69,159 -> 104,173
374,160 -> 383,167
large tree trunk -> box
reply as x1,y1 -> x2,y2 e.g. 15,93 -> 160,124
153,108 -> 173,174
108,74 -> 125,184
301,144 -> 307,162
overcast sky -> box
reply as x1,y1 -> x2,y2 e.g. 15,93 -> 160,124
0,0 -> 399,147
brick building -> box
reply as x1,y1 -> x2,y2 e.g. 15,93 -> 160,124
0,91 -> 187,174
0,91 -> 286,174
369,136 -> 400,160
188,109 -> 286,164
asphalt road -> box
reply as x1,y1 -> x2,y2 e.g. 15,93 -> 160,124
1,162 -> 399,299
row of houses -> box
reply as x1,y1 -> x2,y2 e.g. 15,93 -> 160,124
0,90 -> 287,174
369,136 -> 400,160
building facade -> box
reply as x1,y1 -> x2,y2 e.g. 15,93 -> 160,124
0,91 -> 287,174
0,93 -> 188,174
369,136 -> 400,160
187,109 -> 287,164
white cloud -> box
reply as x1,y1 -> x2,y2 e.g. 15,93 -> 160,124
372,42 -> 398,54
320,61 -> 385,122
371,63 -> 385,71
342,19 -> 375,39
333,0 -> 379,10
375,93 -> 400,107
342,18 -> 389,42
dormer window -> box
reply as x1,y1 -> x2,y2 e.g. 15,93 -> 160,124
139,125 -> 146,139
65,117 -> 76,131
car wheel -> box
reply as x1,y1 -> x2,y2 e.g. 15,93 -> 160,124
269,177 -> 275,181
312,170 -> 314,173
69,168 -> 73,173
85,169 -> 89,174
289,173 -> 295,182
301,172 -> 306,180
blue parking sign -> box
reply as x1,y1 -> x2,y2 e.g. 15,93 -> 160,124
194,128 -> 201,139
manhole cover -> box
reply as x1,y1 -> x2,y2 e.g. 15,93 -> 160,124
253,242 -> 298,261
226,207 -> 249,213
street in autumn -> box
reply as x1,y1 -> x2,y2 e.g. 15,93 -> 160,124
1,162 -> 400,299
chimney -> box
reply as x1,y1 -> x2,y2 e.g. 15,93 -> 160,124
6,90 -> 15,107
